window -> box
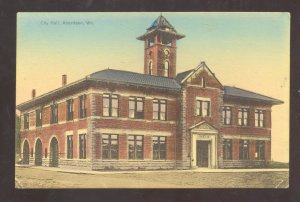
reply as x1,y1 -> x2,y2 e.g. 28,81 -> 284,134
66,99 -> 74,121
239,140 -> 249,160
164,61 -> 169,77
222,106 -> 232,125
24,113 -> 29,129
79,95 -> 87,119
201,77 -> 206,88
238,108 -> 249,126
256,140 -> 265,160
148,61 -> 152,75
255,109 -> 265,127
128,135 -> 143,160
67,135 -> 73,159
223,139 -> 232,160
196,100 -> 210,117
36,108 -> 42,127
79,134 -> 86,159
50,103 -> 58,124
153,136 -> 166,160
153,99 -> 167,120
102,134 -> 118,159
129,97 -> 144,119
103,94 -> 119,117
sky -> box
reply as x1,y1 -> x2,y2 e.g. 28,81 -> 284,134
16,12 -> 290,162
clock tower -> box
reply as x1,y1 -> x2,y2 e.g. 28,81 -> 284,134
137,15 -> 185,78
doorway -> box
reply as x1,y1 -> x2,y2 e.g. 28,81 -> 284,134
49,137 -> 59,167
196,141 -> 210,167
22,140 -> 30,164
35,139 -> 43,166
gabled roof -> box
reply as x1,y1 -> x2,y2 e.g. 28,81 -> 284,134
176,62 -> 224,89
88,69 -> 181,91
224,86 -> 284,105
175,69 -> 193,83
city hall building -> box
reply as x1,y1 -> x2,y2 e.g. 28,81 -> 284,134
16,15 -> 283,170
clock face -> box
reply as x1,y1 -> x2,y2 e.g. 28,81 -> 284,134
164,49 -> 170,56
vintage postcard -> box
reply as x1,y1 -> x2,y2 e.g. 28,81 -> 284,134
15,12 -> 289,188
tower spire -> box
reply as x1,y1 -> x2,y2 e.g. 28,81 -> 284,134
137,15 -> 185,78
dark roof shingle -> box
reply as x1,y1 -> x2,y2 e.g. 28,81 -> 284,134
224,86 -> 283,104
89,69 -> 181,91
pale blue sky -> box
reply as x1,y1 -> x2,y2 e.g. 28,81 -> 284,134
17,12 -> 290,162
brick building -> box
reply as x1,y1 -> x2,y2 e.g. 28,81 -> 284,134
16,15 -> 283,170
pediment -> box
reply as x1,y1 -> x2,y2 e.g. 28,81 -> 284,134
189,121 -> 218,133
183,62 -> 223,89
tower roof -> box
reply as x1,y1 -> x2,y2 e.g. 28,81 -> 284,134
137,15 -> 185,40
147,15 -> 175,31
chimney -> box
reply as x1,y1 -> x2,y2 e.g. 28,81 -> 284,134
32,89 -> 36,99
62,74 -> 67,86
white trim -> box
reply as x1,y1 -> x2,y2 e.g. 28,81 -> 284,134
191,133 -> 217,168
186,84 -> 220,90
89,116 -> 176,124
196,97 -> 211,102
65,130 -> 73,136
222,134 -> 271,141
89,89 -> 177,101
96,128 -> 171,136
58,120 -> 66,124
77,129 -> 87,135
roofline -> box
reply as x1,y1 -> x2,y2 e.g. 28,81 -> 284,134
180,62 -> 224,89
16,77 -> 88,111
223,94 -> 284,105
224,85 -> 284,105
87,77 -> 181,92
137,29 -> 185,41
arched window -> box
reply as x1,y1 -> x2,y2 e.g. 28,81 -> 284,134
164,61 -> 169,77
148,61 -> 152,75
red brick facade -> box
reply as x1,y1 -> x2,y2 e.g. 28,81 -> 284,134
17,15 -> 281,170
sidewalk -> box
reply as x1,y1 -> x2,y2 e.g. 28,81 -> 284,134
16,164 -> 289,175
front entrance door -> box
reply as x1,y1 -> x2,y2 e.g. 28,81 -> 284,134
196,141 -> 209,167
49,138 -> 59,167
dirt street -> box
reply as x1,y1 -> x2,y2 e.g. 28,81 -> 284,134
15,167 -> 289,188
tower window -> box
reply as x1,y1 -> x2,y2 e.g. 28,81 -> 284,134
164,61 -> 169,77
148,61 -> 152,75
